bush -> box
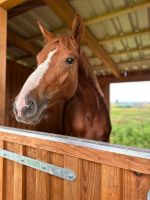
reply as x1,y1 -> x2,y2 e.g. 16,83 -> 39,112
110,106 -> 150,149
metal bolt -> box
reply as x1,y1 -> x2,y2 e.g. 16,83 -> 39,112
3,153 -> 6,157
42,166 -> 46,170
68,173 -> 74,179
21,159 -> 24,162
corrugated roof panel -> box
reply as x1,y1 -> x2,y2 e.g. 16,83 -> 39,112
8,5 -> 65,39
141,34 -> 150,46
90,57 -> 102,66
29,6 -> 65,30
126,37 -> 137,49
69,0 -> 95,19
81,46 -> 93,57
137,8 -> 149,29
8,20 -> 31,38
7,46 -> 28,58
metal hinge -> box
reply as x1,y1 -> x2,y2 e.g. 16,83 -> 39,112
148,190 -> 150,200
0,149 -> 76,181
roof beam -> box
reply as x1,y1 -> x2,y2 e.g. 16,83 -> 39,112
8,31 -> 39,56
0,0 -> 25,10
85,0 -> 150,25
94,58 -> 150,72
28,26 -> 150,46
98,70 -> 150,84
0,7 -> 7,125
28,27 -> 68,43
8,0 -> 44,19
43,0 -> 120,78
110,46 -> 150,56
99,29 -> 150,44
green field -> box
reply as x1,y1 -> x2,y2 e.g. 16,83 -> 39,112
110,105 -> 150,149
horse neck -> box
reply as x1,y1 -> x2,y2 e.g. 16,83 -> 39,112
77,50 -> 109,111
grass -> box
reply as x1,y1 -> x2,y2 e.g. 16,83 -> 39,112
110,105 -> 150,149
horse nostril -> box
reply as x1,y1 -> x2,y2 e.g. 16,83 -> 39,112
23,99 -> 38,118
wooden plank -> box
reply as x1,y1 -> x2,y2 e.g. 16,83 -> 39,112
110,45 -> 150,56
13,144 -> 25,200
0,0 -> 25,10
122,170 -> 150,200
8,31 -> 39,56
35,149 -> 50,200
0,131 -> 149,175
0,140 -> 5,200
101,165 -> 121,200
8,0 -> 44,19
0,7 -> 7,125
79,160 -> 101,200
98,68 -> 150,84
4,141 -> 16,200
63,156 -> 80,200
25,147 -> 36,200
49,153 -> 64,200
43,0 -> 120,78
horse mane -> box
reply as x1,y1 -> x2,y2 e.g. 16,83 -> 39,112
79,50 -> 104,98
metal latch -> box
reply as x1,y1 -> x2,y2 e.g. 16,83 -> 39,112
0,149 -> 76,181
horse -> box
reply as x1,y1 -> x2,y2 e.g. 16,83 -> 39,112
13,14 -> 111,142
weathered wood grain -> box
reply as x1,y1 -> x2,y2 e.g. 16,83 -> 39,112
25,147 -> 36,200
122,170 -> 150,200
0,7 -> 7,125
49,153 -> 64,200
0,140 -> 4,200
79,160 -> 101,200
4,142 -> 16,200
63,156 -> 80,200
35,149 -> 50,200
101,165 -> 121,200
13,144 -> 25,200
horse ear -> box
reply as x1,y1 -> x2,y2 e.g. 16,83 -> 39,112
72,13 -> 84,44
38,21 -> 54,43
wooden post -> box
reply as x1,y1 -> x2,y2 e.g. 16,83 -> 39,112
0,7 -> 7,125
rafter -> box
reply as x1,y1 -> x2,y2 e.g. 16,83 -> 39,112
8,0 -> 44,19
28,27 -> 68,43
93,58 -> 150,72
43,0 -> 120,78
8,31 -> 39,56
0,0 -> 25,10
98,69 -> 150,83
110,46 -> 150,56
85,0 -> 150,25
99,29 -> 150,44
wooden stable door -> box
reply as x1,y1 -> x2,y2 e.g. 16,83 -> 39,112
0,126 -> 149,200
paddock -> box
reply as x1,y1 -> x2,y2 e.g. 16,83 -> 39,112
0,0 -> 150,199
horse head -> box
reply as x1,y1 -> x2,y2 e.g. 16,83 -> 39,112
13,14 -> 84,124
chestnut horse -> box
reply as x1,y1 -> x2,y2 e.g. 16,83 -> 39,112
13,14 -> 111,142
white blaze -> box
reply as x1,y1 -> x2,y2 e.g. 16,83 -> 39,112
15,49 -> 57,117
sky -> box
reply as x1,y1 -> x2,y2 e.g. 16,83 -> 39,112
110,81 -> 150,103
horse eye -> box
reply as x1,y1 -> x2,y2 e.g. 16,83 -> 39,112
66,57 -> 74,64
